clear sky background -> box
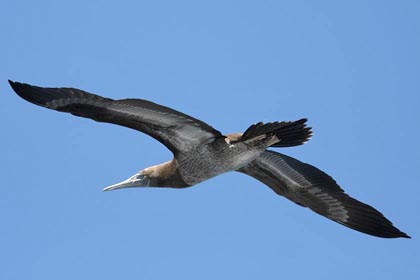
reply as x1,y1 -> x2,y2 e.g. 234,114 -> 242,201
1,1 -> 419,279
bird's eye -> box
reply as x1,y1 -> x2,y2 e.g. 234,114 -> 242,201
136,174 -> 146,180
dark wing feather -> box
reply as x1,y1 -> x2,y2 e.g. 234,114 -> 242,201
238,150 -> 410,238
9,81 -> 223,154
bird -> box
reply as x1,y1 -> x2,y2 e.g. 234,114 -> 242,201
9,80 -> 410,239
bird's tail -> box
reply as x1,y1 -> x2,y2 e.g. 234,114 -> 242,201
241,118 -> 312,147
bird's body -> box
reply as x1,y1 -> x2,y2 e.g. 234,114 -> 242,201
176,135 -> 277,186
9,80 -> 410,239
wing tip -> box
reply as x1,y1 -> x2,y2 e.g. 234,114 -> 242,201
8,80 -> 52,107
378,227 -> 411,239
8,79 -> 19,91
396,231 -> 411,239
339,217 -> 411,239
9,79 -> 32,102
8,79 -> 26,90
380,231 -> 411,239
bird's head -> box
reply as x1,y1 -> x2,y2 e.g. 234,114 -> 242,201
102,170 -> 151,192
102,160 -> 186,191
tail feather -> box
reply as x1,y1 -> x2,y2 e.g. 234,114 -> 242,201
242,118 -> 312,147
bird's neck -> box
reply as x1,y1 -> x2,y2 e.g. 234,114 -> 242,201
146,159 -> 190,188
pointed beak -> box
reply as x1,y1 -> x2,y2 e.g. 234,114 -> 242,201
103,173 -> 147,192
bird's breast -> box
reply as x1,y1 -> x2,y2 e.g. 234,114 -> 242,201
176,142 -> 264,185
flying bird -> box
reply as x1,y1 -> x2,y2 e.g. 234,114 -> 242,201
9,80 -> 410,239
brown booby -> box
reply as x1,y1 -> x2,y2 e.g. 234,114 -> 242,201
9,80 -> 410,239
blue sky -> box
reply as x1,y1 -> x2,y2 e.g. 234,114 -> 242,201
1,1 -> 419,279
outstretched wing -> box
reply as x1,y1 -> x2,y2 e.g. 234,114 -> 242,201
237,150 -> 409,238
9,81 -> 223,154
